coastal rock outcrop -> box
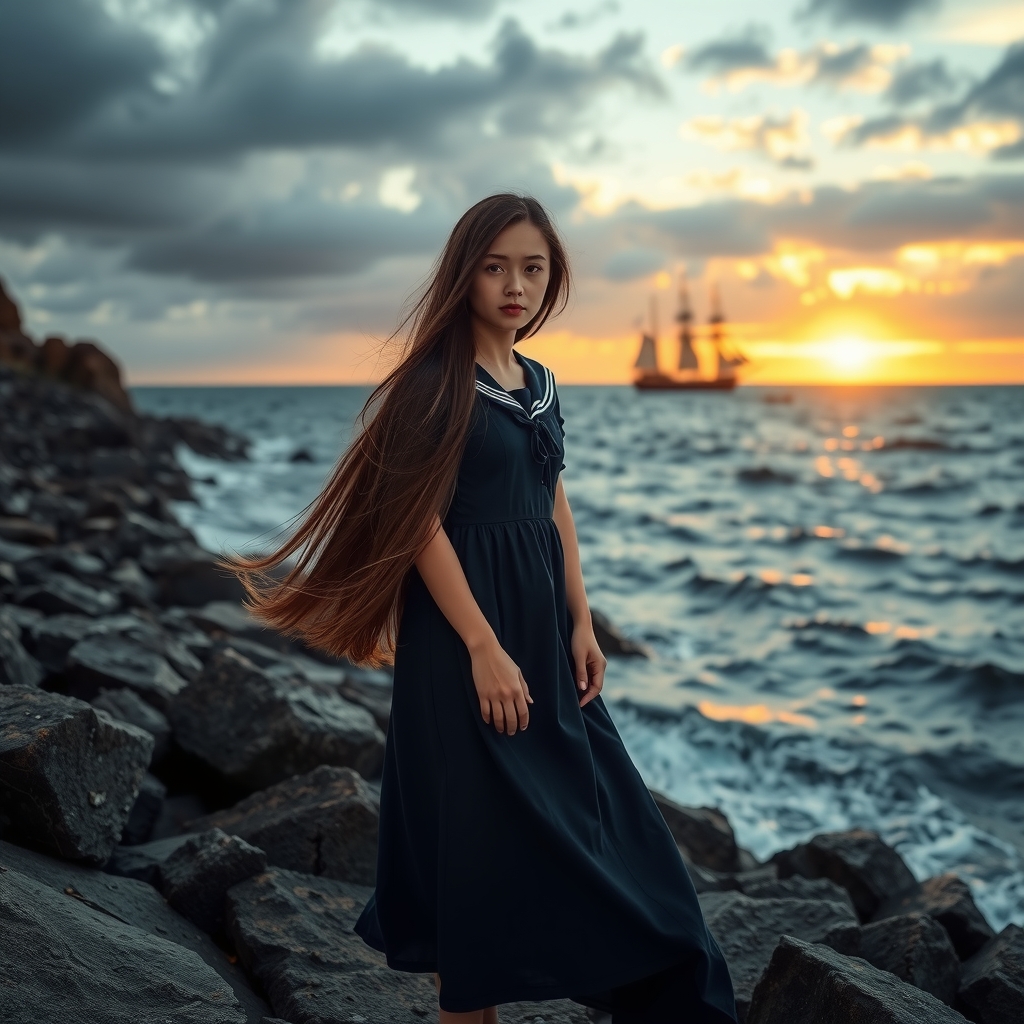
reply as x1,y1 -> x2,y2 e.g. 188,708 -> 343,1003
0,686 -> 152,862
859,912 -> 961,1004
957,924 -> 1024,1024
168,647 -> 385,790
0,864 -> 249,1024
651,789 -> 746,873
698,890 -> 860,1020
188,764 -> 380,885
747,935 -> 969,1024
771,827 -> 918,921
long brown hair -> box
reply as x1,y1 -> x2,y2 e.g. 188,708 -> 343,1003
223,194 -> 571,666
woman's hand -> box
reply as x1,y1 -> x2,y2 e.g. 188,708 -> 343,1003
572,624 -> 607,708
468,638 -> 533,735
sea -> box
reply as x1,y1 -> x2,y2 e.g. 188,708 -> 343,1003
132,382 -> 1024,931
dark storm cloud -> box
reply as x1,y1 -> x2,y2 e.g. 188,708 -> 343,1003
883,59 -> 959,106
813,43 -> 876,85
0,0 -> 161,146
128,198 -> 449,281
798,0 -> 940,27
840,42 -> 1024,158
0,0 -> 660,161
684,28 -> 774,75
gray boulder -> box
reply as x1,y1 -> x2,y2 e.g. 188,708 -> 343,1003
188,764 -> 379,885
68,632 -> 189,710
740,875 -> 856,914
226,868 -> 444,1023
771,828 -> 917,921
28,612 -> 111,671
141,541 -> 246,607
0,686 -> 152,863
860,913 -> 961,1004
698,891 -> 860,1020
168,647 -> 384,790
1,838 -> 270,1023
105,832 -> 198,886
957,924 -> 1024,1024
747,935 -> 969,1024
91,686 -> 172,762
161,828 -> 268,934
874,873 -> 995,960
650,790 -> 744,872
0,864 -> 247,1024
17,570 -> 119,616
0,607 -> 42,687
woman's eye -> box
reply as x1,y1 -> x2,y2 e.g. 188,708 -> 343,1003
526,264 -> 543,273
486,264 -> 503,273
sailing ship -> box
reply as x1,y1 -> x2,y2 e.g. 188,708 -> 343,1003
634,280 -> 747,391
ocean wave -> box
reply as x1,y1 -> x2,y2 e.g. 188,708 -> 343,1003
737,466 -> 798,485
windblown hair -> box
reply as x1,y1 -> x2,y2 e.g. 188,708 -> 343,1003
223,194 -> 571,666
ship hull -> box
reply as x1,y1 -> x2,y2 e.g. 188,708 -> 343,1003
634,374 -> 737,391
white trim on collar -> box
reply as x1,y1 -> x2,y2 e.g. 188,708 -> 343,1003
475,363 -> 554,420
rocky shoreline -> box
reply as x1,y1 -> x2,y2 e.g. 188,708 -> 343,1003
1,280 -> 1021,1023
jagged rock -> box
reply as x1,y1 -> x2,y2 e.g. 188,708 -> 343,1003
747,935 -> 969,1024
958,924 -> 1024,1024
0,839 -> 271,1022
67,632 -> 189,710
651,790 -> 743,872
121,771 -> 167,845
17,570 -> 120,616
107,558 -> 159,607
698,891 -> 860,1021
859,913 -> 961,1004
590,607 -> 649,658
105,832 -> 198,886
771,828 -> 917,921
0,607 -> 43,687
226,869 -> 439,1023
59,339 -> 134,413
160,828 -> 268,934
0,686 -> 153,862
168,648 -> 384,790
91,686 -> 172,762
874,873 -> 995,960
29,612 -> 113,670
740,875 -> 856,914
189,765 -> 379,885
0,865 -> 247,1023
141,541 -> 246,607
338,675 -> 392,732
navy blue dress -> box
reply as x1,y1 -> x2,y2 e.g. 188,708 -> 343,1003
354,351 -> 736,1022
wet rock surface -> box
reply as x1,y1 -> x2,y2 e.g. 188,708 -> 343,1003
957,923 -> 1024,1024
651,790 -> 745,873
0,838 -> 271,1022
859,912 -> 961,1004
0,686 -> 152,862
189,765 -> 380,885
698,890 -> 860,1020
169,647 -> 385,790
91,686 -> 173,762
747,935 -> 969,1024
874,872 -> 996,961
0,863 -> 249,1024
771,828 -> 918,921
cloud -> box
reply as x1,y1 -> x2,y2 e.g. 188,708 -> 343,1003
681,29 -> 906,94
833,42 -> 1024,158
884,58 -> 959,106
0,1 -> 661,160
681,111 -> 815,169
798,0 -> 940,28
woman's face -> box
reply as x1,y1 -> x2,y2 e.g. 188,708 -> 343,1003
468,219 -> 551,335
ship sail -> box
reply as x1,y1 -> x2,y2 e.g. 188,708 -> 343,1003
635,333 -> 659,371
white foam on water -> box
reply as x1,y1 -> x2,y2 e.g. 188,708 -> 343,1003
609,700 -> 1024,931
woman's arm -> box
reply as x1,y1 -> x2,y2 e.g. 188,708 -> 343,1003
552,478 -> 607,707
414,516 -> 532,735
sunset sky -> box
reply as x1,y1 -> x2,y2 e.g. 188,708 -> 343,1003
2,0 -> 1023,385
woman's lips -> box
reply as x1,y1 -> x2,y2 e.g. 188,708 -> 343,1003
500,305 -> 525,316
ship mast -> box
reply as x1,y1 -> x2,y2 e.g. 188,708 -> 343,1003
676,277 -> 699,373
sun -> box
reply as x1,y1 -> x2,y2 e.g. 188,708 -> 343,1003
826,335 -> 873,372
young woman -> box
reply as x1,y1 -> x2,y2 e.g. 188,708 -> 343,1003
232,194 -> 736,1024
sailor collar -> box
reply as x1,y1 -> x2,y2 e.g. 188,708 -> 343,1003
473,352 -> 556,424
